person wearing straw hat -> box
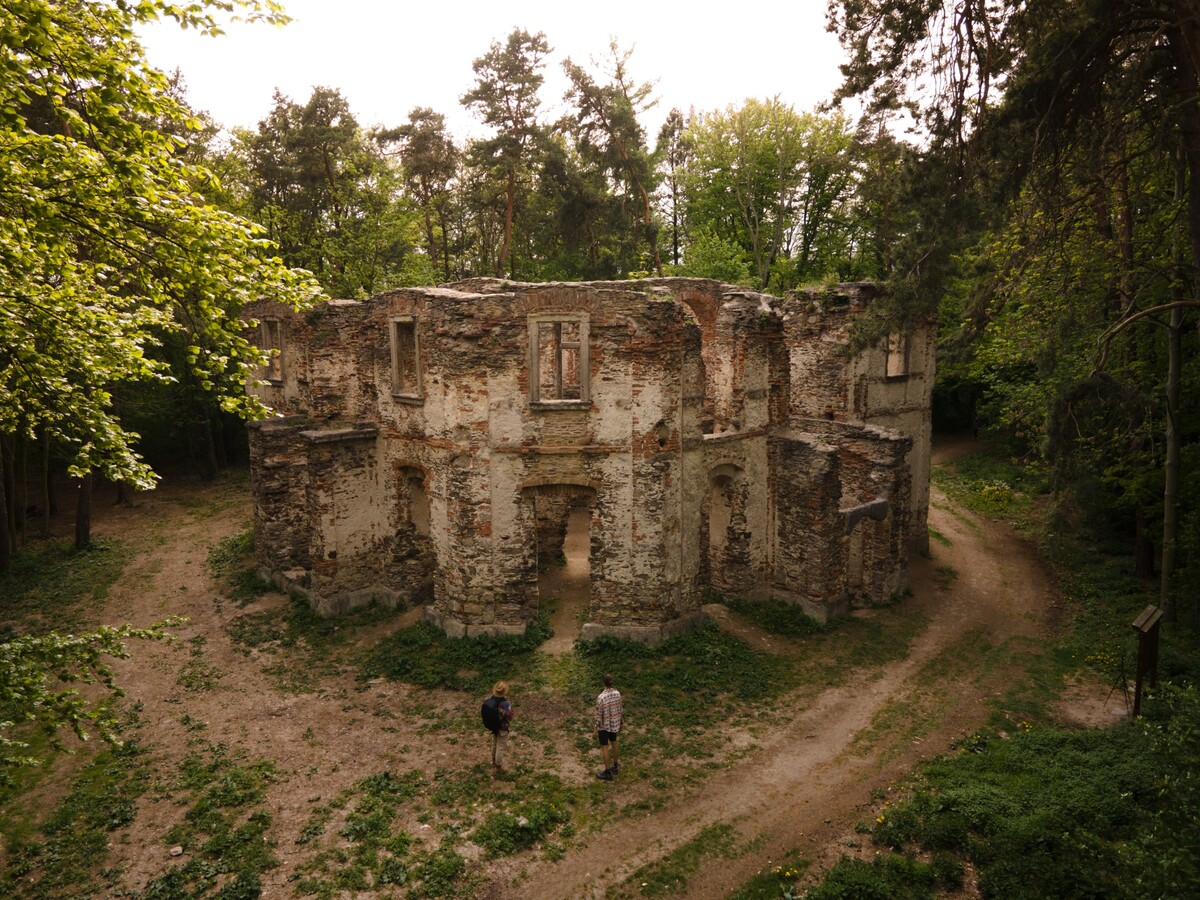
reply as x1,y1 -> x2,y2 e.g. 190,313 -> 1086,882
483,681 -> 514,773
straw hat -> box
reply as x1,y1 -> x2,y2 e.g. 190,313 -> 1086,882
492,681 -> 508,698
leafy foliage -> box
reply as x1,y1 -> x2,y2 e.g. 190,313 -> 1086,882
680,100 -> 862,289
869,724 -> 1160,898
235,86 -> 422,297
0,622 -> 176,779
0,0 -> 322,489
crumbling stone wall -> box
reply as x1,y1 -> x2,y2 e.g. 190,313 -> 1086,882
246,277 -> 933,639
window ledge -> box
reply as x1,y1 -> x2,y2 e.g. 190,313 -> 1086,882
531,400 -> 591,412
392,393 -> 425,405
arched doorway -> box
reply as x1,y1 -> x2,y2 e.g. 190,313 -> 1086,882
524,483 -> 595,651
705,463 -> 753,595
392,464 -> 435,605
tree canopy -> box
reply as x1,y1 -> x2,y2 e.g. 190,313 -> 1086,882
829,0 -> 1200,611
0,0 -> 321,508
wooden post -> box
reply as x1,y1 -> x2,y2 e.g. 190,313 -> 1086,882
1131,605 -> 1164,717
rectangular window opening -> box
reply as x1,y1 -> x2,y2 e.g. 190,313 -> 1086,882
885,332 -> 909,379
390,318 -> 422,398
262,319 -> 283,382
530,315 -> 589,404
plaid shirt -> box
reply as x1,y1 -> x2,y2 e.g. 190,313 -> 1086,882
594,687 -> 623,733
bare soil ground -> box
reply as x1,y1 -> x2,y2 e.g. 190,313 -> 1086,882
6,437 -> 1127,898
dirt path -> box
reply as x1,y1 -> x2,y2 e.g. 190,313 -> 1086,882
517,437 -> 1063,898
539,507 -> 592,655
37,437 -> 1121,898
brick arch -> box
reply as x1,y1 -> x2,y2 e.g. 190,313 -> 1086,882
518,475 -> 603,493
676,288 -> 720,429
704,462 -> 754,595
675,289 -> 718,354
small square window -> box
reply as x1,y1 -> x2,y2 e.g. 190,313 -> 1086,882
261,319 -> 283,382
390,317 -> 422,398
529,314 -> 589,404
885,332 -> 909,378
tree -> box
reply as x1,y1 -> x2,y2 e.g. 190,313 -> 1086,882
829,0 -> 1200,614
460,29 -> 551,278
1,623 -> 175,780
240,87 -> 418,297
562,42 -> 664,276
396,107 -> 459,282
682,99 -> 859,290
656,108 -> 691,267
0,0 -> 322,565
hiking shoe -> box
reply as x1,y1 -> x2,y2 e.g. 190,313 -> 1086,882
612,762 -> 619,774
596,769 -> 613,781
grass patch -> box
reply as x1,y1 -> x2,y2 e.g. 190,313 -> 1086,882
293,765 -> 574,897
723,596 -> 831,638
934,565 -> 958,589
927,525 -> 951,547
227,593 -> 404,692
869,723 -> 1162,898
804,853 -> 942,899
569,624 -> 804,739
932,450 -> 1044,530
727,850 -> 810,899
358,617 -> 551,695
207,528 -> 274,606
140,740 -> 279,897
608,822 -> 739,898
472,773 -> 573,857
0,538 -> 131,634
850,627 -> 1007,762
1,717 -> 151,897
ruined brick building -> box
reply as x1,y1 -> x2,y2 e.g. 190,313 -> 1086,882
245,278 -> 933,642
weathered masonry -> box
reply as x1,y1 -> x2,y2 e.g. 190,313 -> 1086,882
245,278 -> 933,642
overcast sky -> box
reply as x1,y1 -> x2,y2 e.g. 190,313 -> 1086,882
139,0 -> 850,140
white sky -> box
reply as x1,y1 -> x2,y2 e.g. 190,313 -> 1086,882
139,0 -> 849,141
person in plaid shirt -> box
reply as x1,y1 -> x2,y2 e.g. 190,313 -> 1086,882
594,673 -> 623,780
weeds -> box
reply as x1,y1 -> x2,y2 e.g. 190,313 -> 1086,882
0,708 -> 150,897
722,596 -> 830,638
0,538 -> 131,634
609,822 -> 739,898
359,617 -> 551,695
804,854 -> 941,899
141,740 -> 279,897
227,593 -> 403,692
932,451 -> 1044,530
293,765 -> 571,896
868,724 -> 1159,897
728,851 -> 810,900
206,528 -> 274,606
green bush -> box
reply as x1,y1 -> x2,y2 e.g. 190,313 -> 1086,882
871,725 -> 1161,898
804,854 -> 936,900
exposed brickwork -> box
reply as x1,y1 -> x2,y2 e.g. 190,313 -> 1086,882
245,278 -> 934,638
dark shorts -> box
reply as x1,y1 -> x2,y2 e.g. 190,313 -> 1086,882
598,730 -> 619,746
